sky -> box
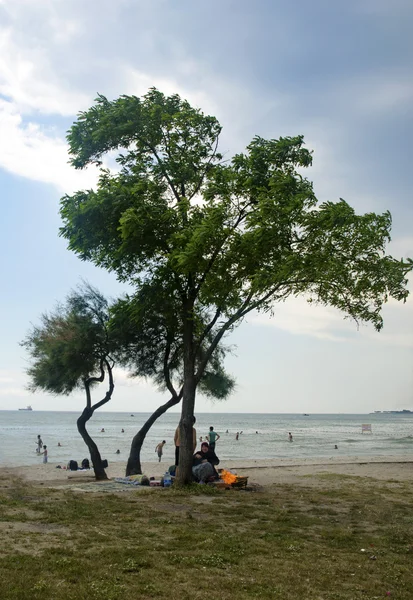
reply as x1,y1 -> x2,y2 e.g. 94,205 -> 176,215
0,0 -> 412,414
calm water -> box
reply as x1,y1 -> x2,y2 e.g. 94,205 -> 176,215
0,411 -> 412,468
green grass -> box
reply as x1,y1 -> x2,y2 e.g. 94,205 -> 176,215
0,474 -> 412,599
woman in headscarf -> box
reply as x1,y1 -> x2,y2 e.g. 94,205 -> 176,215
192,441 -> 220,484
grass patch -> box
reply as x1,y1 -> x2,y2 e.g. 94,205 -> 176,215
0,475 -> 412,599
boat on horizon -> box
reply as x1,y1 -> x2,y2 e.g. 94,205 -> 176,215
370,409 -> 413,414
18,405 -> 33,411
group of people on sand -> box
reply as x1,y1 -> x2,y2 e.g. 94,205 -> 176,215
152,420 -> 221,484
174,419 -> 220,484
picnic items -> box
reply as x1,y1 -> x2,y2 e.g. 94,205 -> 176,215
114,468 -> 248,489
114,474 -> 150,486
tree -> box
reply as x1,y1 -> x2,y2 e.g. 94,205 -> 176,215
22,284 -> 115,480
110,283 -> 235,475
60,89 -> 412,484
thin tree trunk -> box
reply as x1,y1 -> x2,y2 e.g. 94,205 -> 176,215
77,407 -> 108,480
76,360 -> 114,481
125,394 -> 182,476
176,300 -> 197,485
176,375 -> 196,484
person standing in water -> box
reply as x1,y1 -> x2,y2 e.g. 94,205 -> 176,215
155,440 -> 166,462
235,432 -> 239,441
206,426 -> 220,452
41,445 -> 48,463
36,434 -> 43,454
288,432 -> 293,442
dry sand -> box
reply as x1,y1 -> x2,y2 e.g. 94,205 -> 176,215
1,455 -> 412,489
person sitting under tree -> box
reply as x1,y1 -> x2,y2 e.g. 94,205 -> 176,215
192,441 -> 220,484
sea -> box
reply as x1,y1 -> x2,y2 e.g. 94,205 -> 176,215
1,411 -> 412,468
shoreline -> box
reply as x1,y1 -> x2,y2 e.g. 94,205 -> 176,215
1,454 -> 412,488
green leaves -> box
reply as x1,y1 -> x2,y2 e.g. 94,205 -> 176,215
60,87 -> 412,389
22,284 -> 112,395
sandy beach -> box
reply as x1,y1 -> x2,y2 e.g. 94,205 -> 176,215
1,455 -> 411,489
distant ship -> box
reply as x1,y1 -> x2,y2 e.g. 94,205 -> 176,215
18,405 -> 33,411
370,409 -> 413,414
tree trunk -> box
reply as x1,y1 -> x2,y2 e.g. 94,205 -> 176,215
176,301 -> 197,485
77,407 -> 108,480
176,376 -> 197,484
126,395 -> 181,476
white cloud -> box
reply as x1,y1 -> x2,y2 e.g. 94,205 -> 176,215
0,27 -> 89,115
0,386 -> 30,398
0,372 -> 14,384
251,297 -> 358,342
331,72 -> 413,116
122,67 -> 218,117
112,367 -> 154,390
251,290 -> 413,349
388,237 -> 413,260
0,99 -> 99,192
0,369 -> 30,403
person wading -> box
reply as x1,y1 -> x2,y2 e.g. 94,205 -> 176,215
206,426 -> 220,452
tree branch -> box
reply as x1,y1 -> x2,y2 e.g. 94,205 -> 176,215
137,136 -> 181,203
85,360 -> 105,388
195,285 -> 286,382
188,133 -> 221,201
163,334 -> 178,399
91,358 -> 115,412
193,204 -> 251,297
194,305 -> 223,356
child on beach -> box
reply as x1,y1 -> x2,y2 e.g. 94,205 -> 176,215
155,440 -> 166,462
41,445 -> 48,463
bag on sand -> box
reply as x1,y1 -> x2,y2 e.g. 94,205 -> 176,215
81,458 -> 90,469
68,460 -> 78,471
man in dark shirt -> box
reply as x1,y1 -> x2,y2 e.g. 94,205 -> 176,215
192,441 -> 220,483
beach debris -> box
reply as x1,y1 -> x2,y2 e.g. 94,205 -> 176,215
369,555 -> 377,560
360,549 -> 366,552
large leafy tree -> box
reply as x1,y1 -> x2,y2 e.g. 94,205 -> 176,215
22,285 -> 115,480
60,89 -> 412,483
